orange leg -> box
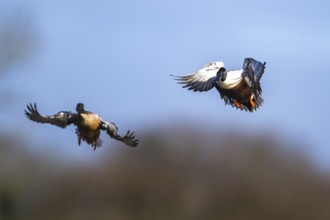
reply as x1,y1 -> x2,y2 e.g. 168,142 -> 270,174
234,100 -> 243,110
249,96 -> 255,109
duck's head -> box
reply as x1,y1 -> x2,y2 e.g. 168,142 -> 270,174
76,103 -> 85,113
217,67 -> 227,81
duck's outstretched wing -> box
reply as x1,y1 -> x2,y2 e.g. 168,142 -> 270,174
100,119 -> 138,147
241,58 -> 266,95
172,61 -> 224,92
241,58 -> 266,109
25,103 -> 76,128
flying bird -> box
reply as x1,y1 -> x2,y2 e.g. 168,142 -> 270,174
172,58 -> 266,112
25,103 -> 139,149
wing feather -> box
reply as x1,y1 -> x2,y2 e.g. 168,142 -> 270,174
25,103 -> 76,128
241,58 -> 266,109
241,58 -> 266,95
100,119 -> 138,147
172,61 -> 224,92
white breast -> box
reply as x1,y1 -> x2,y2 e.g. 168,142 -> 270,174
219,69 -> 243,89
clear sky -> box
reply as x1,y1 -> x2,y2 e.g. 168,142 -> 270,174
1,0 -> 330,167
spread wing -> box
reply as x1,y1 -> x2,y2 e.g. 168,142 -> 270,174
241,58 -> 266,95
25,103 -> 76,128
172,61 -> 225,92
241,58 -> 266,109
100,119 -> 138,147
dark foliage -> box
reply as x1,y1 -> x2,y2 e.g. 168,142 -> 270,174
1,130 -> 330,220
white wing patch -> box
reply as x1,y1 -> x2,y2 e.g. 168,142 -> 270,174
202,61 -> 225,69
219,69 -> 243,89
173,61 -> 225,92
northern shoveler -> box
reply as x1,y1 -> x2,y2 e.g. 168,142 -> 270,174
25,103 -> 139,149
172,58 -> 266,112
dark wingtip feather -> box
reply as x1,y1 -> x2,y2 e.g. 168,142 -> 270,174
171,75 -> 187,85
170,74 -> 182,80
25,103 -> 37,119
123,130 -> 139,147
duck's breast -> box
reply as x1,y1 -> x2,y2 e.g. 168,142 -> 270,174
79,113 -> 101,130
219,69 -> 243,89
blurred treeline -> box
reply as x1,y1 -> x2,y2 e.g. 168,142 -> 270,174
1,129 -> 330,220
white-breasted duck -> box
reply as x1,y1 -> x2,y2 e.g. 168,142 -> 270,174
172,58 -> 266,112
25,103 -> 138,150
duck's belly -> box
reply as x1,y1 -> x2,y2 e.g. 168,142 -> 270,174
76,127 -> 102,147
79,129 -> 100,140
218,80 -> 252,103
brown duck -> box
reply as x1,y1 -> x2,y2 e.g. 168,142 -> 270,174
25,103 -> 138,150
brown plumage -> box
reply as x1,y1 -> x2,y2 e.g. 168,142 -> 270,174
25,103 -> 139,150
215,77 -> 256,111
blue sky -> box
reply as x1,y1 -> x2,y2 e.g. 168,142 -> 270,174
1,0 -> 330,167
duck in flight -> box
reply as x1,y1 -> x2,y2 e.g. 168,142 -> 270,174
25,103 -> 139,150
172,58 -> 266,112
